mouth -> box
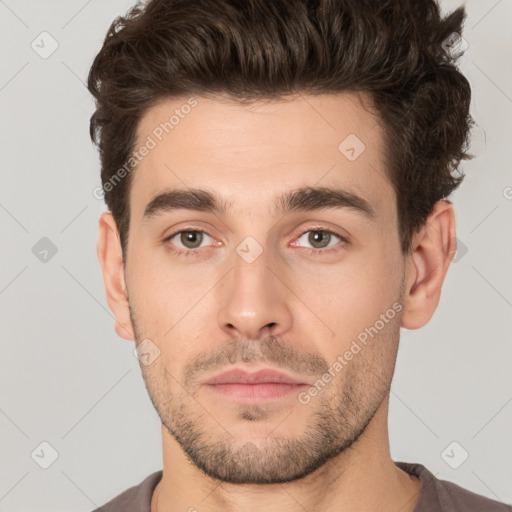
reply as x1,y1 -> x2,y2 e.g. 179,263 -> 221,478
202,367 -> 310,403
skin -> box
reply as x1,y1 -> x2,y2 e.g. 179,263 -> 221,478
97,92 -> 456,512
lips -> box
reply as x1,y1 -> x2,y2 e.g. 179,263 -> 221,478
203,367 -> 308,385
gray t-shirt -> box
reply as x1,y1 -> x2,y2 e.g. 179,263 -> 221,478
92,461 -> 512,511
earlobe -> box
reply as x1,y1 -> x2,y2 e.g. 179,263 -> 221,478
97,211 -> 135,341
400,200 -> 456,330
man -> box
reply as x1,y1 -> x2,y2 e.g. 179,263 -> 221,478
88,0 -> 511,510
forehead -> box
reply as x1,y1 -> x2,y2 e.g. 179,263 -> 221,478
129,92 -> 394,223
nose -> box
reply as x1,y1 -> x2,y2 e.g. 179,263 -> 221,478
217,245 -> 293,341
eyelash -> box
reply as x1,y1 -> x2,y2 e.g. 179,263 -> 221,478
163,226 -> 348,258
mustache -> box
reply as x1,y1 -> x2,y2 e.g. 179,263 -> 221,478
183,337 -> 329,387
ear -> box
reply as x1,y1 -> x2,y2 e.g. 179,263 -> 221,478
401,199 -> 457,330
97,211 -> 135,341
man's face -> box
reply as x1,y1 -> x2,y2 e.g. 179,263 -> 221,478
124,92 -> 406,483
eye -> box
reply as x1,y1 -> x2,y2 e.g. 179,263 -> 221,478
164,229 -> 215,256
292,228 -> 347,253
163,227 -> 347,258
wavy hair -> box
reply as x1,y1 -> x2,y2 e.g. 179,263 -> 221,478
88,0 -> 473,256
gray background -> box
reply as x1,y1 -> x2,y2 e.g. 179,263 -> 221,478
0,0 -> 511,510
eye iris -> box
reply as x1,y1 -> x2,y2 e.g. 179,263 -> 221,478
308,231 -> 330,248
181,231 -> 203,248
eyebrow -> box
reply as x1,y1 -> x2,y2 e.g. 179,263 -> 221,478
142,186 -> 376,222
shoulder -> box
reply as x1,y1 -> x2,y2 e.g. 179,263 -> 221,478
91,470 -> 162,512
395,461 -> 512,512
435,476 -> 512,511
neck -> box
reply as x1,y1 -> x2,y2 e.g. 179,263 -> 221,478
152,395 -> 420,512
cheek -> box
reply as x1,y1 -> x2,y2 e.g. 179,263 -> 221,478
127,271 -> 179,345
297,247 -> 401,348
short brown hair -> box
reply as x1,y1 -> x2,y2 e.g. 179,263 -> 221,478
88,0 -> 473,258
